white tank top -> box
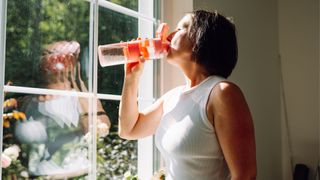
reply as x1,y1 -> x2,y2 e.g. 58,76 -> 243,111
155,76 -> 231,180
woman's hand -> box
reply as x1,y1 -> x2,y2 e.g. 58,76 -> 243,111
70,62 -> 111,135
124,58 -> 145,80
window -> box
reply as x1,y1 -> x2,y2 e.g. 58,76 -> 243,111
0,0 -> 160,179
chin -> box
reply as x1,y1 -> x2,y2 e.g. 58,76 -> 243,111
166,53 -> 175,63
165,57 -> 180,68
166,49 -> 175,59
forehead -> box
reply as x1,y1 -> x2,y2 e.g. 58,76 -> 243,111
177,14 -> 193,28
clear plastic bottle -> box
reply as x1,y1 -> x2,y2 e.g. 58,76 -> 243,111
98,23 -> 170,67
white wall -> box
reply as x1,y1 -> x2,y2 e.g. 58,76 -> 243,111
160,0 -> 193,94
161,0 -> 319,179
193,0 -> 282,179
279,0 -> 319,179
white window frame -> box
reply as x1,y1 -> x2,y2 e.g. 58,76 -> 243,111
0,0 -> 7,176
0,0 -> 160,179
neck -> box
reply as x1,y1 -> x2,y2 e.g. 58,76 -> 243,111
181,62 -> 209,88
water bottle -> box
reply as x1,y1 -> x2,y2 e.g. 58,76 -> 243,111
98,23 -> 170,67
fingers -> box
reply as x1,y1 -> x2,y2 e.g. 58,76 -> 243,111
139,55 -> 146,63
70,62 -> 76,82
134,57 -> 146,71
125,57 -> 145,76
125,61 -> 139,73
57,68 -> 63,83
70,63 -> 80,91
77,62 -> 82,81
77,62 -> 88,92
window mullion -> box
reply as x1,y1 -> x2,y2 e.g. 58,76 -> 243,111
0,0 -> 7,172
138,0 -> 155,179
98,0 -> 156,23
3,85 -> 94,98
88,0 -> 99,179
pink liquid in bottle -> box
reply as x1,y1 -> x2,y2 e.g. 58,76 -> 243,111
98,23 -> 169,67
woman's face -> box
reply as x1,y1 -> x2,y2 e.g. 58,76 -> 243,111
166,14 -> 193,63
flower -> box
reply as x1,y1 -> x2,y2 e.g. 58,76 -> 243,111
98,122 -> 110,138
123,171 -> 138,180
81,132 -> 92,145
20,171 -> 29,178
3,111 -> 26,128
3,119 -> 10,128
1,154 -> 12,168
151,168 -> 166,180
3,144 -> 21,161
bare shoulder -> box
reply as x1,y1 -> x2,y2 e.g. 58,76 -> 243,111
209,81 -> 256,178
216,81 -> 241,93
207,81 -> 251,124
211,81 -> 245,103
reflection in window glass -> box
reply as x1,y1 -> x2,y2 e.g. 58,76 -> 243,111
3,0 -> 143,179
106,0 -> 139,11
97,100 -> 137,179
98,8 -> 138,95
5,0 -> 90,89
2,92 -> 94,179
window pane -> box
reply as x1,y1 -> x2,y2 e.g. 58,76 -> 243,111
5,0 -> 91,91
97,99 -> 137,179
98,8 -> 138,95
2,92 -> 93,179
106,0 -> 138,11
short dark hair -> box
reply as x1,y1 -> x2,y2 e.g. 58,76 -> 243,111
189,10 -> 238,78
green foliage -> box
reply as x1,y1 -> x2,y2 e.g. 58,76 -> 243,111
123,171 -> 139,180
97,131 -> 137,179
2,159 -> 28,179
5,0 -> 90,88
108,0 -> 138,11
97,8 -> 138,95
2,96 -> 29,179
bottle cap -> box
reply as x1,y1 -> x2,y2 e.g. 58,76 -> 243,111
156,23 -> 169,42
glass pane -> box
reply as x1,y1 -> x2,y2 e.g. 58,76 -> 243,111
5,0 -> 91,91
106,0 -> 138,11
98,8 -> 138,95
2,92 -> 94,179
97,99 -> 137,179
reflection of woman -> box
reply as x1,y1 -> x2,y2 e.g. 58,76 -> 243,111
16,41 -> 111,178
119,10 -> 256,179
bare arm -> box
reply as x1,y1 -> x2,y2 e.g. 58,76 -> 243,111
208,82 -> 257,179
118,61 -> 163,140
71,62 -> 111,134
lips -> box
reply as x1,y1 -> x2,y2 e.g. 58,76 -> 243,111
166,33 -> 173,43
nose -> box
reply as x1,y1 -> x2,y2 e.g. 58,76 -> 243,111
166,30 -> 178,42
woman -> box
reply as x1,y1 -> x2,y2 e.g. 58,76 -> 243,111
119,10 -> 256,179
16,41 -> 110,178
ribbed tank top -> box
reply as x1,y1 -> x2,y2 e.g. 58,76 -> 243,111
155,76 -> 231,180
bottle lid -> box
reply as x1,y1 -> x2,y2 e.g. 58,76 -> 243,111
156,23 -> 169,42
